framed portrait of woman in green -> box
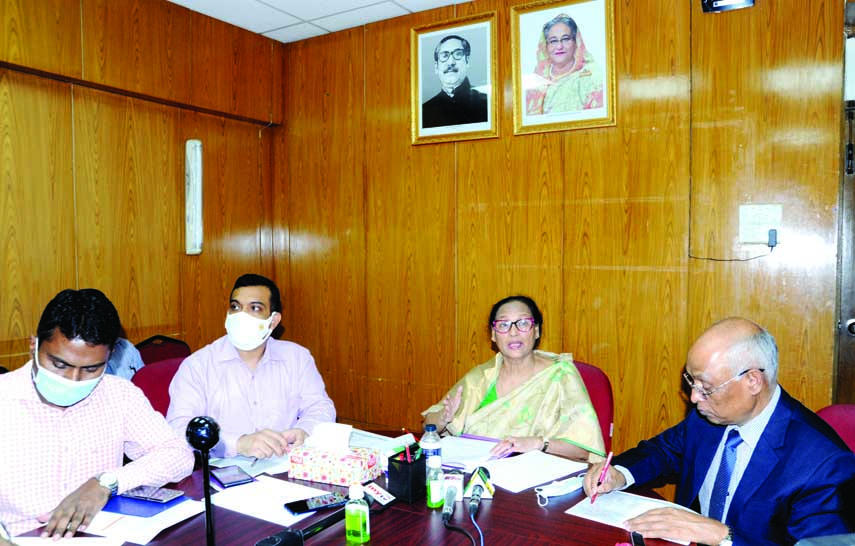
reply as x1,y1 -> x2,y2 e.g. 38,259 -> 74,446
512,0 -> 616,135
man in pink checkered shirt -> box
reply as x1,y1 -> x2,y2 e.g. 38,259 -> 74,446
0,289 -> 194,541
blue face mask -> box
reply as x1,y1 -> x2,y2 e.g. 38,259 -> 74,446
32,339 -> 104,407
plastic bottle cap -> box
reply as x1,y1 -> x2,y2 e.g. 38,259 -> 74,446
349,484 -> 364,500
424,424 -> 437,432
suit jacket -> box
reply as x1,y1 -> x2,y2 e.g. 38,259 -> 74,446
422,77 -> 488,129
615,388 -> 855,546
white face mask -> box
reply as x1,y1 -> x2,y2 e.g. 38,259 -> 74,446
31,339 -> 104,407
534,476 -> 583,507
225,311 -> 275,351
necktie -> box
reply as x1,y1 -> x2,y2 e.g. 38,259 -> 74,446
708,428 -> 742,521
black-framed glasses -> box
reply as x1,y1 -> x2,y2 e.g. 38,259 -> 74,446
492,317 -> 536,334
546,36 -> 574,48
683,368 -> 765,399
437,49 -> 466,62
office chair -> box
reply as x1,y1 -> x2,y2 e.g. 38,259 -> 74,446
135,335 -> 191,365
817,404 -> 855,452
575,360 -> 615,452
130,357 -> 185,416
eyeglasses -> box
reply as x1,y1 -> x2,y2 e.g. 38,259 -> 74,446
546,36 -> 574,48
683,368 -> 765,399
437,48 -> 466,62
492,317 -> 536,334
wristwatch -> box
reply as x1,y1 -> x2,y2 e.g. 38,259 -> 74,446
541,438 -> 550,453
718,526 -> 733,546
95,472 -> 118,497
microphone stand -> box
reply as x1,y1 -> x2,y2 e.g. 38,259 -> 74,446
186,416 -> 220,546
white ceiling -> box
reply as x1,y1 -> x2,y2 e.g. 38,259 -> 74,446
167,0 -> 472,44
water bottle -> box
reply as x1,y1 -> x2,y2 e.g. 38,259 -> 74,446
345,484 -> 370,544
426,455 -> 445,509
420,424 -> 442,468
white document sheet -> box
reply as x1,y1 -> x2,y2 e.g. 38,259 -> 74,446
210,454 -> 290,477
85,499 -> 204,545
15,537 -> 125,546
210,475 -> 329,527
565,491 -> 695,545
484,450 -> 587,493
350,429 -> 415,457
440,435 -> 499,472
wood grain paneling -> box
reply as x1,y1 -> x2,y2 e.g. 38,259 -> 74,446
188,13 -> 281,124
274,28 -> 368,423
82,0 -> 191,103
0,69 -> 75,370
180,111 -> 273,351
73,86 -> 183,341
688,0 -> 842,410
0,0 -> 81,77
363,11 -> 458,429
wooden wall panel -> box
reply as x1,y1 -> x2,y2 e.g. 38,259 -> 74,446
363,12 -> 458,429
188,14 -> 281,124
0,70 -> 75,369
688,0 -> 842,410
0,0 -> 81,77
180,112 -> 273,351
81,0 -> 192,103
73,87 -> 183,341
561,0 -> 691,453
274,29 -> 367,424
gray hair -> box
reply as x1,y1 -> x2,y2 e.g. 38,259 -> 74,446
542,14 -> 578,41
725,327 -> 779,385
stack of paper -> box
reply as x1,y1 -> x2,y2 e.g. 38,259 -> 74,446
440,435 -> 498,472
565,491 -> 695,545
484,450 -> 586,493
211,454 -> 290,477
85,499 -> 205,545
349,429 -> 415,458
211,475 -> 329,527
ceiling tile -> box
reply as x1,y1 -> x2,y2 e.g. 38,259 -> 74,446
394,0 -> 470,13
263,22 -> 329,43
168,0 -> 299,33
314,2 -> 409,32
260,0 -> 381,21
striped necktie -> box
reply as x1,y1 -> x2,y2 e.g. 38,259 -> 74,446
708,428 -> 742,521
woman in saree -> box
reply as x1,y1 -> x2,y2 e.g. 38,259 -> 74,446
525,14 -> 604,116
422,295 -> 605,463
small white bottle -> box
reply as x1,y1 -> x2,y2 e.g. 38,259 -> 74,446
345,484 -> 370,544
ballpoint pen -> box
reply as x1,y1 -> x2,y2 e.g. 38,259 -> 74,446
250,457 -> 258,468
591,451 -> 613,504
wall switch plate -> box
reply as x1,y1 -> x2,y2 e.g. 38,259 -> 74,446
738,204 -> 782,244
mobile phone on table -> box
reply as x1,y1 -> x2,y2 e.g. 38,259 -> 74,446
210,465 -> 254,488
284,491 -> 348,515
122,485 -> 184,503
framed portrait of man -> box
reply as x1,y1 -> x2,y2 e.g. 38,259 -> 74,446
411,12 -> 498,145
512,0 -> 616,135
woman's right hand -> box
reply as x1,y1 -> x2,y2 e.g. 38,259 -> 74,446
439,386 -> 463,429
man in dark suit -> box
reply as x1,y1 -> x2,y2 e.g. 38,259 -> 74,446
422,35 -> 488,129
584,317 -> 855,546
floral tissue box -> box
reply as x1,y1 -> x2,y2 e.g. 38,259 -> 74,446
289,446 -> 382,486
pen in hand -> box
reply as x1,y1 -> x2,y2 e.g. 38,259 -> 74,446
591,450 -> 613,504
250,457 -> 258,468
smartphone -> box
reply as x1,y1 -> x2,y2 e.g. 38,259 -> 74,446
284,491 -> 348,515
211,465 -> 254,488
121,485 -> 184,503
631,531 -> 646,546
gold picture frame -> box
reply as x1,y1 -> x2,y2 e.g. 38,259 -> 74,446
512,0 -> 616,135
411,12 -> 499,145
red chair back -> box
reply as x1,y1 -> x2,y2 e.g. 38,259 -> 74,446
575,360 -> 614,453
131,357 -> 185,416
135,335 -> 191,365
817,404 -> 855,452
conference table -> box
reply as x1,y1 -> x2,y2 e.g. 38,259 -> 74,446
143,468 -> 676,546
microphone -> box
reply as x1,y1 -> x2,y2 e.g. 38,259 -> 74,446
186,417 -> 220,546
186,416 -> 220,451
467,467 -> 491,516
442,485 -> 458,522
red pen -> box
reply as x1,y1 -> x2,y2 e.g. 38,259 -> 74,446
591,451 -> 613,504
405,445 -> 412,463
